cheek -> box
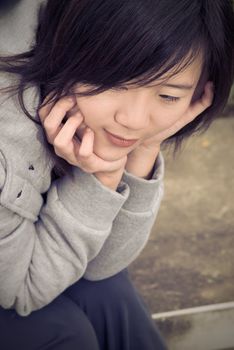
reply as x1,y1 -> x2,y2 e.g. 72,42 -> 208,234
76,98 -> 114,128
76,100 -> 95,120
152,101 -> 190,130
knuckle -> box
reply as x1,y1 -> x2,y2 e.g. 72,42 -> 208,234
78,152 -> 90,159
53,137 -> 68,149
66,158 -> 77,166
84,167 -> 93,174
58,96 -> 74,109
54,147 -> 62,157
68,115 -> 77,123
43,118 -> 54,132
46,136 -> 54,144
70,116 -> 83,126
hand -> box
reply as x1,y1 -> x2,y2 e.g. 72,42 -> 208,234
38,95 -> 127,190
125,81 -> 214,178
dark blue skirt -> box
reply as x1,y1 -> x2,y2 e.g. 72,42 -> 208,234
0,269 -> 167,350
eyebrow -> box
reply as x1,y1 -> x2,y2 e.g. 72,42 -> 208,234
160,83 -> 194,90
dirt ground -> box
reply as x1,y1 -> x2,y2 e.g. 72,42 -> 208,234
128,116 -> 234,314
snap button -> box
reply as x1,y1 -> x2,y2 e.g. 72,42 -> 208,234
0,173 -> 43,222
17,190 -> 22,198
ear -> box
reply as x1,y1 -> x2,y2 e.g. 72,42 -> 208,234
191,66 -> 209,103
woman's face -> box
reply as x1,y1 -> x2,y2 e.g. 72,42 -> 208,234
73,55 -> 203,161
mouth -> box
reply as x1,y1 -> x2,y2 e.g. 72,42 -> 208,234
105,129 -> 139,147
105,130 -> 139,142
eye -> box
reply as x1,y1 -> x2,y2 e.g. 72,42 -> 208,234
159,95 -> 180,103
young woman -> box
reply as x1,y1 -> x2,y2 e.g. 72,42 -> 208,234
0,0 -> 233,349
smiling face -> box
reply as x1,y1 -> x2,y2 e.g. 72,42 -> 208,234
73,54 -> 203,161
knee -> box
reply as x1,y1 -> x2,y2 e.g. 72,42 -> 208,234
44,296 -> 99,349
0,296 -> 99,350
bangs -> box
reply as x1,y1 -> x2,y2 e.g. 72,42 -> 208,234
49,0 -> 207,98
71,45 -> 204,98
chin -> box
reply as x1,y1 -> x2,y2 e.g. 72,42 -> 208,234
93,145 -> 127,162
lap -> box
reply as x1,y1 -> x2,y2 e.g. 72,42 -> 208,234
0,293 -> 99,350
0,269 -> 167,350
64,268 -> 167,350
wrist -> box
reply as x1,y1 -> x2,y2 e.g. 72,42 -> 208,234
125,147 -> 160,180
94,169 -> 123,191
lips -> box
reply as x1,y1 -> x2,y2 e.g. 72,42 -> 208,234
105,130 -> 138,142
105,130 -> 139,147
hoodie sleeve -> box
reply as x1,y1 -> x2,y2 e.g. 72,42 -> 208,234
0,152 -> 130,316
84,152 -> 164,280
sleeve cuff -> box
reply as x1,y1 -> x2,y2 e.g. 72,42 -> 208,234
121,151 -> 164,213
56,166 -> 130,230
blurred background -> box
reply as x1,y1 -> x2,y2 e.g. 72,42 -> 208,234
128,89 -> 234,349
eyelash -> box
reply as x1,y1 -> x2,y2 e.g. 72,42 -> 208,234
159,95 -> 180,103
111,88 -> 180,103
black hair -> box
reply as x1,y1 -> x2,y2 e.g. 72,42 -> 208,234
0,0 -> 234,173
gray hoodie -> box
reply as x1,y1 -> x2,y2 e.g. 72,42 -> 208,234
0,0 -> 164,316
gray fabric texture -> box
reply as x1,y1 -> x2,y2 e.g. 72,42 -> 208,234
0,0 -> 164,316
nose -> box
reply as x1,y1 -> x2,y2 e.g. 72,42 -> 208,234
114,94 -> 150,131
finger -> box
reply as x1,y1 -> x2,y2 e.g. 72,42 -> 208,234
47,113 -> 83,144
97,155 -> 128,173
38,93 -> 53,124
78,127 -> 94,158
44,106 -> 83,144
38,92 -> 57,123
54,135 -> 82,167
53,114 -> 83,149
40,95 -> 76,126
43,96 -> 76,127
86,153 -> 128,173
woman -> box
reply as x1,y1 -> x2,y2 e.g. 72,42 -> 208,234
0,0 -> 233,349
